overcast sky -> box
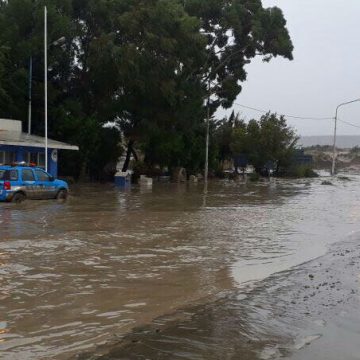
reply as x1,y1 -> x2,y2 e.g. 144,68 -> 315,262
221,0 -> 360,136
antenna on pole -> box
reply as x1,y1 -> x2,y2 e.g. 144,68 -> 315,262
27,57 -> 32,135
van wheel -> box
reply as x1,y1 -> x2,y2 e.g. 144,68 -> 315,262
56,189 -> 68,202
12,193 -> 26,204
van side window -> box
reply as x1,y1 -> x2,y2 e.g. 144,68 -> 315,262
8,170 -> 18,181
22,169 -> 35,181
4,170 -> 18,181
35,170 -> 50,182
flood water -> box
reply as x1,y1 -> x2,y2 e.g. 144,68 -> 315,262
1,177 -> 360,359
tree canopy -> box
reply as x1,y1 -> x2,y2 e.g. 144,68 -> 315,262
0,0 -> 293,179
215,112 -> 299,174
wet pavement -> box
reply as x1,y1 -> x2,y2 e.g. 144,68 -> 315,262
1,177 -> 360,359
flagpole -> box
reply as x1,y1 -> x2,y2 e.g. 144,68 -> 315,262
44,6 -> 48,172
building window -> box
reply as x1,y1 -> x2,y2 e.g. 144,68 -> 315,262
27,152 -> 37,165
26,152 -> 45,168
0,151 -> 16,165
38,153 -> 45,168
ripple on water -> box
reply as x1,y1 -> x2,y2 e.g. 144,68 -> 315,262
0,178 -> 360,359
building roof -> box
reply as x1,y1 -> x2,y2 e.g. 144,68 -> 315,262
0,119 -> 79,151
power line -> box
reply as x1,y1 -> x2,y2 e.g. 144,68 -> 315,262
338,118 -> 360,129
233,103 -> 334,121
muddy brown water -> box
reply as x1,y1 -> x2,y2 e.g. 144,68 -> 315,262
1,177 -> 360,359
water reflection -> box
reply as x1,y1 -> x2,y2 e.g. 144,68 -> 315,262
0,177 -> 359,359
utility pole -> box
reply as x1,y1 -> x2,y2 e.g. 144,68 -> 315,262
44,6 -> 48,172
204,81 -> 210,194
332,99 -> 360,175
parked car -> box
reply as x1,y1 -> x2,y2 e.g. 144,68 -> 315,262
0,165 -> 69,203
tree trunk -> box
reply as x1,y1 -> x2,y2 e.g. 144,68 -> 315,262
122,140 -> 136,172
79,159 -> 89,182
130,145 -> 138,162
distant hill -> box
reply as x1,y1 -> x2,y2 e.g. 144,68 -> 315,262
300,135 -> 360,149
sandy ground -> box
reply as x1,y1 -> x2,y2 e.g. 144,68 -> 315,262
305,147 -> 360,173
73,233 -> 360,360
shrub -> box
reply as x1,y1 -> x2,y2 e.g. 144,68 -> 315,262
281,165 -> 319,178
248,172 -> 260,182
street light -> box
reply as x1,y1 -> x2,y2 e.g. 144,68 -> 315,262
331,98 -> 360,175
204,80 -> 211,194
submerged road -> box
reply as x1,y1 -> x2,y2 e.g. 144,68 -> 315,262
0,177 -> 360,359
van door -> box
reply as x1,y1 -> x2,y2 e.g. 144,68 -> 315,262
34,169 -> 56,199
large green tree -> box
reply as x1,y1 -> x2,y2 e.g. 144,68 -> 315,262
0,43 -> 8,105
0,0 -> 293,179
229,112 -> 298,173
185,0 -> 293,109
216,111 -> 246,166
125,0 -> 294,173
0,0 -> 123,177
110,0 -> 207,171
